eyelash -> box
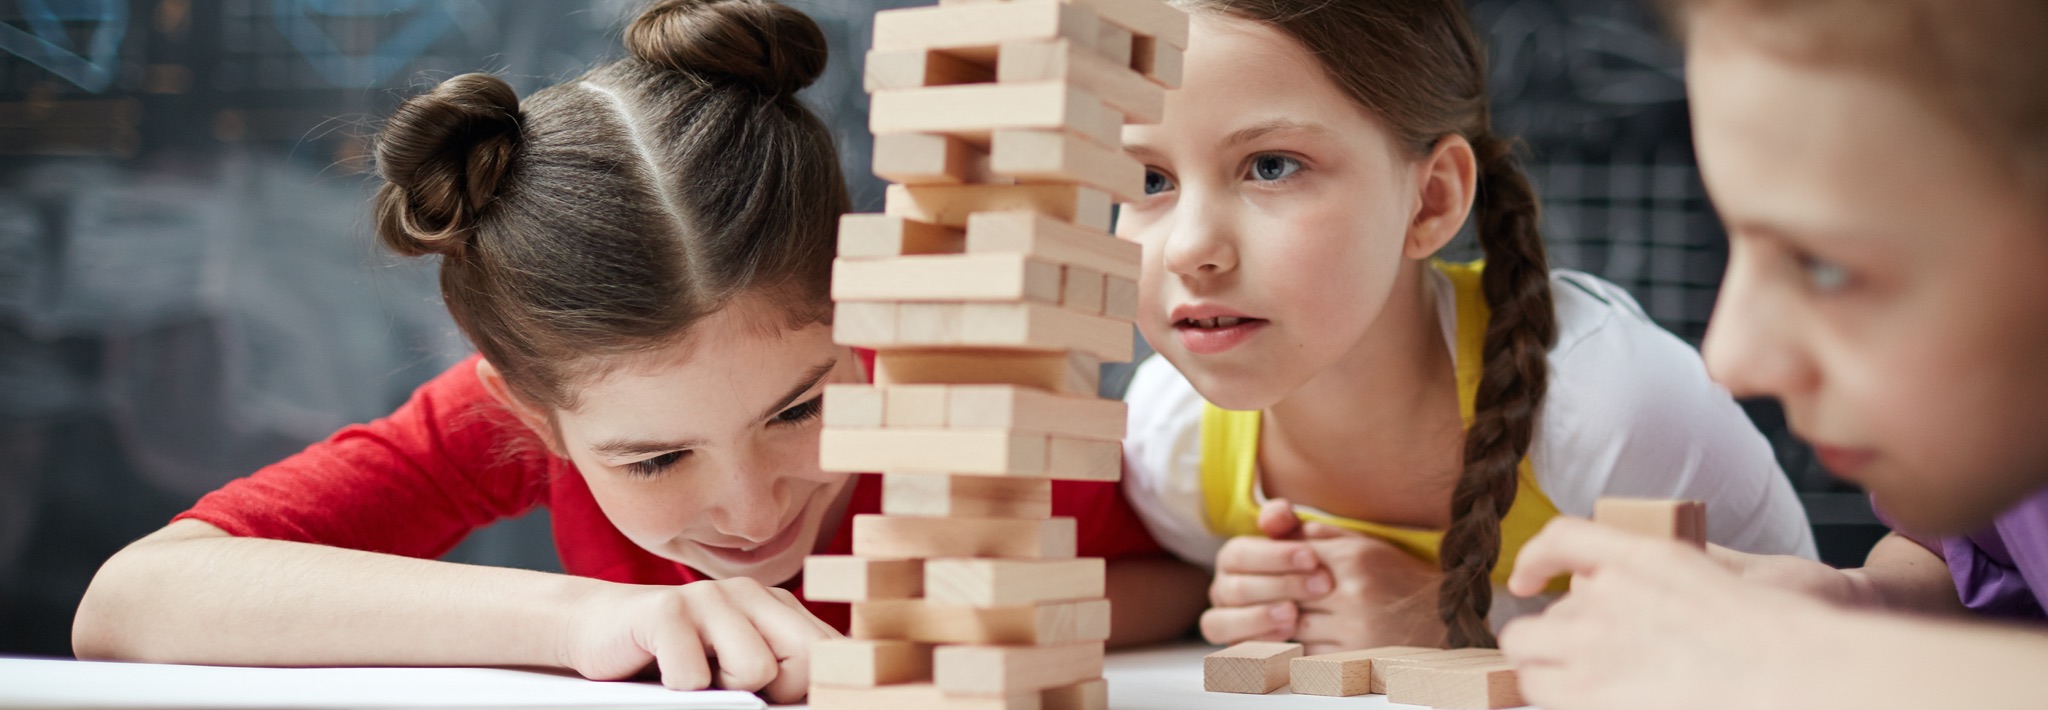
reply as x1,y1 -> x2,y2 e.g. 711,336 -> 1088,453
625,450 -> 688,479
775,395 -> 825,426
1140,153 -> 1305,197
620,395 -> 824,479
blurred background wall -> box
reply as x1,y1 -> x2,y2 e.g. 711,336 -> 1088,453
0,0 -> 1881,658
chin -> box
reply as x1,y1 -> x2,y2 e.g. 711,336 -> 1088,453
1170,353 -> 1287,411
1868,472 -> 2034,537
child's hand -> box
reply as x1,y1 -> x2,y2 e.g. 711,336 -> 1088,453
1707,544 -> 1877,607
1199,499 -> 1326,645
1292,522 -> 1446,654
1499,517 -> 1824,710
559,577 -> 840,703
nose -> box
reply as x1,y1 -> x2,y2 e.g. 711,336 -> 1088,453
705,450 -> 792,544
1701,251 -> 1819,400
1160,186 -> 1238,280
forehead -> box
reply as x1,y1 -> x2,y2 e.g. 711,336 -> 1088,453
1130,13 -> 1390,149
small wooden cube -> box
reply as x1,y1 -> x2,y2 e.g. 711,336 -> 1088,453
1593,497 -> 1707,548
1203,641 -> 1303,694
1288,645 -> 1434,697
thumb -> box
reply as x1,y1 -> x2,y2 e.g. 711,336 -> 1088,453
1258,498 -> 1304,540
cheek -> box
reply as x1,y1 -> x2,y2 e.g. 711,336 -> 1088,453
1257,196 -> 1408,330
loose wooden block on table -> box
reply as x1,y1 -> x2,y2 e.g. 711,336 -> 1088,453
803,556 -> 924,602
1593,497 -> 1707,547
833,253 -> 1062,304
872,348 -> 1101,396
813,638 -> 934,687
853,514 -> 1077,559
885,183 -> 1113,233
966,211 -> 1140,281
948,384 -> 1125,440
1041,678 -> 1107,710
873,132 -> 993,185
935,641 -> 1106,696
836,301 -> 1135,363
924,557 -> 1105,607
811,683 -> 1039,710
838,214 -> 965,259
884,384 -> 952,428
1385,660 -> 1524,710
1203,641 -> 1303,694
884,475 -> 1054,519
852,598 -> 1111,645
865,49 -> 995,93
1287,645 -> 1435,697
997,40 -> 1164,124
824,384 -> 886,429
873,0 -> 1101,62
871,83 -> 1120,150
988,129 -> 1144,203
1059,265 -> 1106,315
1368,648 -> 1502,694
1102,276 -> 1138,320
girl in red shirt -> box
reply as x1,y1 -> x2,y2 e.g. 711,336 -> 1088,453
69,0 -> 1203,701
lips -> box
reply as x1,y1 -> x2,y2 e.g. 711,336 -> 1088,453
1811,444 -> 1877,481
1170,303 -> 1268,355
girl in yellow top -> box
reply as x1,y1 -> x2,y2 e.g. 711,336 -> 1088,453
1116,0 -> 1815,652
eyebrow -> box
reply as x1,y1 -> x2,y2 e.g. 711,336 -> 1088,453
1223,118 -> 1331,148
588,357 -> 839,459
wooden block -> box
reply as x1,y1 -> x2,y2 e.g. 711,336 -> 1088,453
997,41 -> 1164,125
1593,497 -> 1708,548
885,183 -> 1113,233
967,212 -> 1140,281
1040,678 -> 1106,710
1287,646 -> 1435,697
947,384 -> 1125,440
1203,642 -> 1303,694
885,384 -> 951,429
1102,276 -> 1138,321
822,429 -> 1048,477
833,254 -> 1063,304
1045,437 -> 1120,481
853,598 -> 1110,645
1093,23 -> 1132,67
840,302 -> 1134,362
873,0 -> 1100,63
1386,661 -> 1523,710
874,348 -> 1101,396
804,556 -> 925,602
935,642 -> 1105,696
866,49 -> 995,93
813,639 -> 933,687
989,129 -> 1144,203
885,475 -> 1054,519
836,301 -> 897,344
897,302 -> 963,344
1368,648 -> 1501,694
871,83 -> 1117,151
853,514 -> 1077,559
1067,0 -> 1189,49
824,384 -> 886,429
1130,36 -> 1182,89
924,558 -> 1105,607
1059,266 -> 1105,315
811,683 -> 1040,710
874,133 -> 987,185
839,214 -> 966,259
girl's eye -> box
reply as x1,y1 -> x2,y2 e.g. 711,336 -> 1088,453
1248,154 -> 1300,182
773,395 -> 824,425
1798,253 -> 1851,293
626,450 -> 688,478
1143,169 -> 1176,195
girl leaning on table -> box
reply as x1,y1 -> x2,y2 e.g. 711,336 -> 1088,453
70,0 -> 1203,701
1498,2 -> 2048,709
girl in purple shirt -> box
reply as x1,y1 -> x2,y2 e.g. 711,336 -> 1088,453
1493,2 -> 2048,709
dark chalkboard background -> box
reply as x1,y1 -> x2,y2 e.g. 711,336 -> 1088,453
0,0 -> 1880,657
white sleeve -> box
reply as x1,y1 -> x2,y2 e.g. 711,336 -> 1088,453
1120,355 -> 1226,569
1532,271 -> 1818,560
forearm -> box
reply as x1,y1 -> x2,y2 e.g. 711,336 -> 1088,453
1104,556 -> 1208,648
1846,532 -> 1966,614
74,520 -> 608,668
1782,606 -> 2048,710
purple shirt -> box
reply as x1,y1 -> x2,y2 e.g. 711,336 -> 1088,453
1887,487 -> 2048,620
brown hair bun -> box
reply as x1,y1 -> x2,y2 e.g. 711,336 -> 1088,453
373,72 -> 522,258
625,0 -> 828,98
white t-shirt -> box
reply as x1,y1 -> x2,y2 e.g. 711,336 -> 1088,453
1122,268 -> 1818,625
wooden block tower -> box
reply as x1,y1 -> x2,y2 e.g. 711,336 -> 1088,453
807,0 -> 1187,708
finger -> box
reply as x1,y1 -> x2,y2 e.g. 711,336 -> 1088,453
770,585 -> 842,638
1300,521 -> 1364,540
648,614 -> 714,691
684,589 -> 782,693
1215,537 -> 1319,574
1505,517 -> 1649,597
1200,603 -> 1298,646
717,582 -> 836,700
1496,612 -> 1570,669
1210,570 -> 1333,606
1257,498 -> 1304,540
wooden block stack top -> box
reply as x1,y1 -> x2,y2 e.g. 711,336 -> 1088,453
1592,497 -> 1708,548
809,1 -> 1187,707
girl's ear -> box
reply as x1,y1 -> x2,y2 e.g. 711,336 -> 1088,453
475,359 -> 567,456
1404,134 -> 1479,259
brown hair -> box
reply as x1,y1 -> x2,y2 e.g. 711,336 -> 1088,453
1659,0 -> 2048,193
372,0 -> 846,410
1177,0 -> 1556,647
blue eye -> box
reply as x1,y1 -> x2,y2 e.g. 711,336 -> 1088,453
626,450 -> 688,478
1799,254 -> 1850,292
1248,155 -> 1300,182
1143,169 -> 1176,195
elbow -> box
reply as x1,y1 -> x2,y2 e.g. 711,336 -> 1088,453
73,556 -> 133,660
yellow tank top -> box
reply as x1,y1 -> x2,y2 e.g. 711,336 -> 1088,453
1199,260 -> 1566,589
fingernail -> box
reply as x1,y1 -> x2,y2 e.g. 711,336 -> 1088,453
1307,575 -> 1331,595
1270,604 -> 1295,622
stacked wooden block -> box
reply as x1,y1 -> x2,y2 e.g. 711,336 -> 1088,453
806,1 -> 1186,708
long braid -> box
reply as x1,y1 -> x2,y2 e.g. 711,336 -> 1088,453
1435,133 -> 1557,648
